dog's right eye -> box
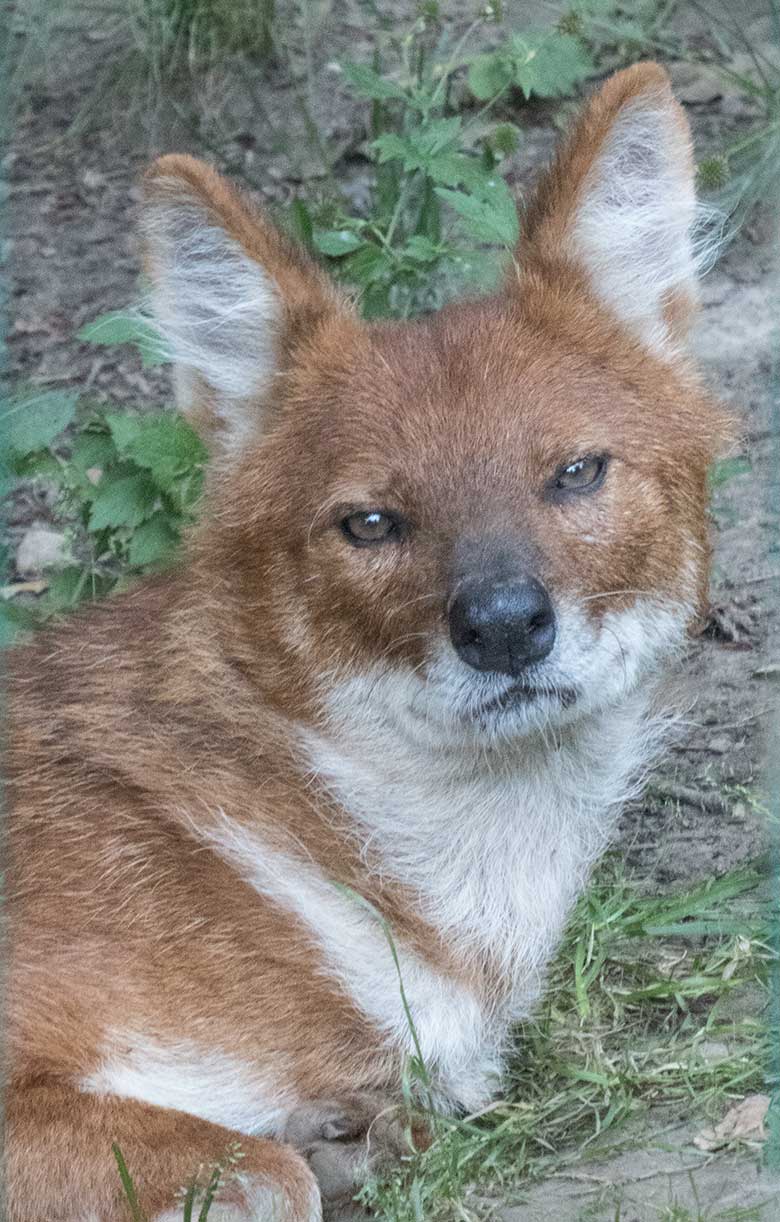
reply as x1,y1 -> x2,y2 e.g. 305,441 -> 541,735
341,511 -> 403,547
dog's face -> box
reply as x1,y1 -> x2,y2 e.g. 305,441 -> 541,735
142,65 -> 730,743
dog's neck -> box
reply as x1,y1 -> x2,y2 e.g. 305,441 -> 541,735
301,684 -> 659,1017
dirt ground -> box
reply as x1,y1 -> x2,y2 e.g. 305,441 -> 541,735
3,1 -> 779,1217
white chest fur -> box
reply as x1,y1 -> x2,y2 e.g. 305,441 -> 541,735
301,684 -> 657,1110
83,695 -> 657,1131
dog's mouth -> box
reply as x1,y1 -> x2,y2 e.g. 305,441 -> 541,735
475,681 -> 579,718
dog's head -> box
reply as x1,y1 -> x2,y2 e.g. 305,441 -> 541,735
142,64 -> 731,744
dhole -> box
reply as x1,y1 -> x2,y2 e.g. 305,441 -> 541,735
5,63 -> 731,1221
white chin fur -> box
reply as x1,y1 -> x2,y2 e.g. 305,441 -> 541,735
318,594 -> 693,751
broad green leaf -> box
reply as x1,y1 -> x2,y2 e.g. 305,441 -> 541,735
373,118 -> 461,174
105,412 -> 207,489
468,52 -> 515,101
10,450 -> 64,483
0,609 -> 18,649
288,198 -> 314,251
427,152 -> 492,190
436,176 -> 519,246
415,116 -> 462,156
606,16 -> 654,43
402,235 -> 441,263
313,229 -> 364,257
103,412 -> 147,453
341,244 -> 391,286
0,600 -> 39,648
341,62 -> 408,102
68,431 -> 117,477
43,565 -> 91,609
709,455 -> 751,489
510,32 -> 594,99
416,178 -> 442,243
78,311 -> 166,368
360,282 -> 394,319
3,391 -> 78,457
372,132 -> 414,167
127,513 -> 180,567
88,473 -> 159,531
166,471 -> 204,515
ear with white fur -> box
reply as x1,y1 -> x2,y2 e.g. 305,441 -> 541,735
141,155 -> 346,452
518,63 -> 707,356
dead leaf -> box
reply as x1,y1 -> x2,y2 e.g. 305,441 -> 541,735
694,1094 -> 770,1152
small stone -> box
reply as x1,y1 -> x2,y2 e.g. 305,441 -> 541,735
82,169 -> 106,190
752,663 -> 780,680
697,1040 -> 730,1064
16,526 -> 68,574
707,735 -> 734,755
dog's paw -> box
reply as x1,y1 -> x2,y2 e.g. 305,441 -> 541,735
283,1093 -> 420,1208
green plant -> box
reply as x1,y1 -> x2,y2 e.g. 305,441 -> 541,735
287,8 -> 596,319
467,25 -> 594,103
113,1140 -> 244,1221
1,365 -> 206,642
133,0 -> 277,73
358,859 -> 771,1221
572,0 -> 683,63
575,0 -> 780,235
697,10 -> 780,234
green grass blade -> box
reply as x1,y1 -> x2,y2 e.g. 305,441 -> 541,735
112,1144 -> 148,1222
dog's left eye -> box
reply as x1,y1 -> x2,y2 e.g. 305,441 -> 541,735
341,510 -> 403,546
553,455 -> 608,493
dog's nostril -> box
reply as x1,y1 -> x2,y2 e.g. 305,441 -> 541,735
528,611 -> 551,634
449,576 -> 556,677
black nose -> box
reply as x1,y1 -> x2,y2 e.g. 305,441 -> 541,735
449,577 -> 556,676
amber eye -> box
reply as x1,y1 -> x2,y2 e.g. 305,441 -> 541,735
553,455 -> 608,493
341,510 -> 404,546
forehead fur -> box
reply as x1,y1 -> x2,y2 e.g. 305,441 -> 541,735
270,285 -> 722,497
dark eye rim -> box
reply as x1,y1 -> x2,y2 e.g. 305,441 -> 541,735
340,508 -> 408,547
547,453 -> 610,499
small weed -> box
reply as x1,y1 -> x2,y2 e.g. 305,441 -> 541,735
132,0 -> 277,74
291,7 -> 600,318
113,1140 -> 245,1220
1,332 -> 206,643
358,858 -> 770,1221
708,456 -> 752,491
687,0 -> 780,227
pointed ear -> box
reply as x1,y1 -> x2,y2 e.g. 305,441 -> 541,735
518,63 -> 708,356
141,155 -> 348,451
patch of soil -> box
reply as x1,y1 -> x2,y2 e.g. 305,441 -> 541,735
501,1110 -> 780,1221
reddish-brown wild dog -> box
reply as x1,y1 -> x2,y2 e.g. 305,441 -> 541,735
6,63 -> 731,1221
